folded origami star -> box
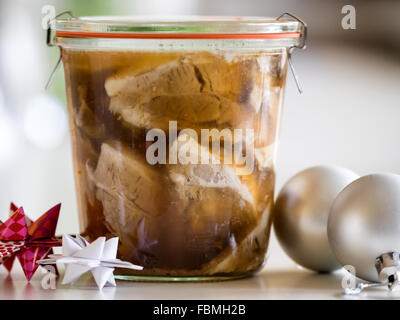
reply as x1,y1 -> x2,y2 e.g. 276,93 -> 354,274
38,234 -> 143,289
0,203 -> 61,281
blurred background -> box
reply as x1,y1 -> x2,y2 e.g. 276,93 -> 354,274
0,0 -> 399,270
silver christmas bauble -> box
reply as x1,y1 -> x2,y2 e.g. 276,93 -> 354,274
274,165 -> 359,272
328,173 -> 400,283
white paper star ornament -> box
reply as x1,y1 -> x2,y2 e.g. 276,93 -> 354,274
38,234 -> 143,290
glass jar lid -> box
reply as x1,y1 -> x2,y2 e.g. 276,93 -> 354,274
49,13 -> 306,47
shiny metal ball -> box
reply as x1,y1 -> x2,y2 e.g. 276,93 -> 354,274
328,173 -> 400,282
274,166 -> 359,272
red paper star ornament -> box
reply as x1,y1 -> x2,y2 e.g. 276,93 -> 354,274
0,203 -> 62,281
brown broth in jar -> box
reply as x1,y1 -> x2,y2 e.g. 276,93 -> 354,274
63,49 -> 286,277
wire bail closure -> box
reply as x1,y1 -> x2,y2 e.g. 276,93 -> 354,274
45,11 -> 77,90
277,12 -> 307,94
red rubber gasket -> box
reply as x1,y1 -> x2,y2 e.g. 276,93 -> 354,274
55,31 -> 301,40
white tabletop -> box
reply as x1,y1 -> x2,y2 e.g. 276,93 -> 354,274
0,263 -> 398,300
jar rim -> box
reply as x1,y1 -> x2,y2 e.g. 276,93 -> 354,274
53,15 -> 304,40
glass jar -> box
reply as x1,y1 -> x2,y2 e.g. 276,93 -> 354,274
49,15 -> 305,281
